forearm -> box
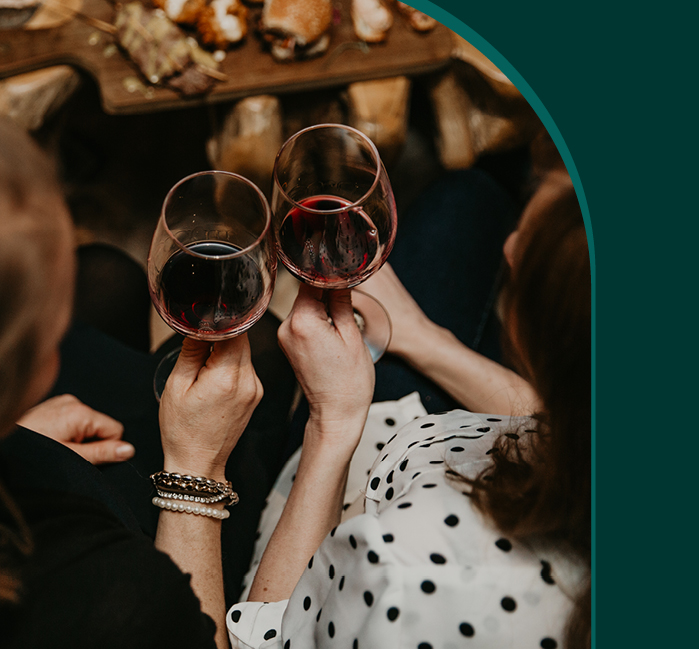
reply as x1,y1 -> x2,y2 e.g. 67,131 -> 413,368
400,321 -> 540,415
154,460 -> 230,649
247,423 -> 353,603
155,509 -> 229,649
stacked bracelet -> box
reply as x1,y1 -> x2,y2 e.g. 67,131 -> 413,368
150,471 -> 239,507
152,497 -> 230,520
150,471 -> 239,520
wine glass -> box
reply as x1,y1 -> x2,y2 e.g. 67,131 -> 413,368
271,123 -> 397,359
148,171 -> 276,399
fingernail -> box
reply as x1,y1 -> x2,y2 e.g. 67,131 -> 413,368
116,443 -> 135,459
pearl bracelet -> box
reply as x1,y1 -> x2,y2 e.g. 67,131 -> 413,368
152,496 -> 230,520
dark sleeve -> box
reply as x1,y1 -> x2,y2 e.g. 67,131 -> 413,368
1,490 -> 217,649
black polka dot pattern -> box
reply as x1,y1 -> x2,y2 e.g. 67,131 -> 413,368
505,433 -> 520,440
495,538 -> 513,552
421,580 -> 436,594
540,560 -> 555,584
459,622 -> 475,637
501,596 -> 517,612
228,412 -> 569,649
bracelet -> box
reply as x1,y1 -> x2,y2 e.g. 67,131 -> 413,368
150,471 -> 239,507
155,488 -> 231,505
152,496 -> 230,520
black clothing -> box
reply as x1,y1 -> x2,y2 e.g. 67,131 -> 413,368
0,432 -> 217,649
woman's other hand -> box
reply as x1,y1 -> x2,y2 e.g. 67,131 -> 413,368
17,394 -> 133,465
158,334 -> 263,481
360,263 -> 436,360
277,285 -> 374,453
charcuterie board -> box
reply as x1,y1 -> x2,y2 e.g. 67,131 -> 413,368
0,0 -> 453,114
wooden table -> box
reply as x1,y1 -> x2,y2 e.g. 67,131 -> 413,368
0,0 -> 453,115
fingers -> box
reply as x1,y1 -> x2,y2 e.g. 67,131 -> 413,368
84,408 -> 124,440
172,338 -> 211,384
209,332 -> 251,367
292,283 -> 328,320
326,290 -> 358,333
69,439 -> 135,465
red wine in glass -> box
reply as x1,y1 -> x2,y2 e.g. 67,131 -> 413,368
278,195 -> 382,286
157,241 -> 265,337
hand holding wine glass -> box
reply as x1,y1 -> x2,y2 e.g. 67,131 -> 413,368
147,171 -> 276,399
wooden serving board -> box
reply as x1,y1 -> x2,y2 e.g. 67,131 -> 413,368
0,0 -> 453,114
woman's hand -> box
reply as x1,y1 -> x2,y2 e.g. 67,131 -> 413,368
158,334 -> 263,481
277,284 -> 374,452
17,394 -> 134,465
360,263 -> 437,360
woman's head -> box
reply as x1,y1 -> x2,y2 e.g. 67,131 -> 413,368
0,119 -> 75,438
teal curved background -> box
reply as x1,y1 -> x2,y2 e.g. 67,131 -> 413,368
396,2 -> 678,649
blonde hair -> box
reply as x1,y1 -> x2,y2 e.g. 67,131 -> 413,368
0,118 -> 67,603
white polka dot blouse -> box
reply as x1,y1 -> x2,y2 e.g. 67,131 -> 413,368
227,393 -> 585,649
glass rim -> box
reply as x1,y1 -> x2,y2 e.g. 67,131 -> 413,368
161,170 -> 272,260
272,123 -> 382,215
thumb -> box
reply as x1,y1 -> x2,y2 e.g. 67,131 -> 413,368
68,440 -> 135,465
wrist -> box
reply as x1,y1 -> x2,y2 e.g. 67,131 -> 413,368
302,415 -> 365,461
395,319 -> 452,365
162,457 -> 228,483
